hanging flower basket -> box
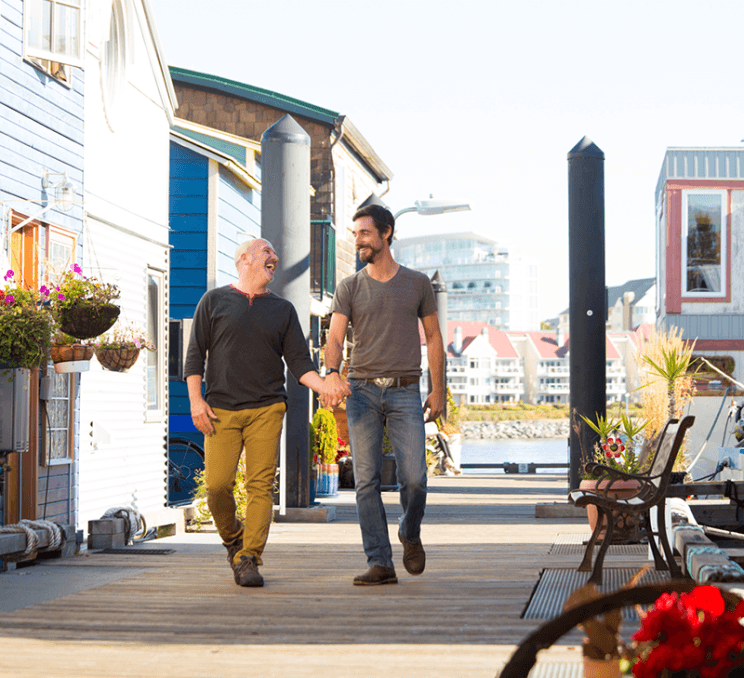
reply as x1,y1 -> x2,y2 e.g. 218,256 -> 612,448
95,346 -> 141,373
56,303 -> 120,340
50,343 -> 94,373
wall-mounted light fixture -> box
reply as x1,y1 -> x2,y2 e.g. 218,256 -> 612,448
42,170 -> 77,212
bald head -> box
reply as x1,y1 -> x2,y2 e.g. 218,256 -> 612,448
234,238 -> 274,268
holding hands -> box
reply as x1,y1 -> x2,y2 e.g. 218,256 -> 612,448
321,372 -> 352,409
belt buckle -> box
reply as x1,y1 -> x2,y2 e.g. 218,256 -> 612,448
373,377 -> 394,388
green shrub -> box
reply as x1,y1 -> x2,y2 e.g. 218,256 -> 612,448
312,408 -> 338,464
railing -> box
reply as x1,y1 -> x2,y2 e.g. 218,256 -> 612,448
310,219 -> 336,299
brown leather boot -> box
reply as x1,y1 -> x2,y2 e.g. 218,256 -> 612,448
353,565 -> 398,586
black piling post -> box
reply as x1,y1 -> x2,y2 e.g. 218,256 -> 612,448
567,137 -> 606,491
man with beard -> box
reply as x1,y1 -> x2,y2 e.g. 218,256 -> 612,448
185,238 -> 345,587
324,204 -> 445,585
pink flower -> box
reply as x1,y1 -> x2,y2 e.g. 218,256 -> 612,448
57,293 -> 65,301
134,338 -> 142,348
70,263 -> 82,274
4,294 -> 14,305
4,270 -> 14,281
39,285 -> 49,297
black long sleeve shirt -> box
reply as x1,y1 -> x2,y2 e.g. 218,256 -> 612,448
184,286 -> 316,410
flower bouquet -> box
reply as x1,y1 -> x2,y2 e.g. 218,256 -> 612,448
94,323 -> 154,372
0,270 -> 55,369
49,264 -> 120,340
630,585 -> 744,677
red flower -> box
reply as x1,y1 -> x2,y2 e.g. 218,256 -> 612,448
602,437 -> 625,458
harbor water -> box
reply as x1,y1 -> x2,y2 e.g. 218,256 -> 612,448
461,437 -> 570,474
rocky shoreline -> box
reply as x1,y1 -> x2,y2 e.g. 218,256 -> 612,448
460,419 -> 570,440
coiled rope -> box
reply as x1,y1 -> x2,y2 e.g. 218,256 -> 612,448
0,519 -> 64,562
100,506 -> 146,544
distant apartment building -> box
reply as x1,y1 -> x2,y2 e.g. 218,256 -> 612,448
393,232 -> 540,331
555,277 -> 657,334
421,322 -> 640,406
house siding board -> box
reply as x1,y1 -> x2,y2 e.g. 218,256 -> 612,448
666,314 -> 744,341
78,221 -> 169,528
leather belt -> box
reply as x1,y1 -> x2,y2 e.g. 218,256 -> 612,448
370,376 -> 419,388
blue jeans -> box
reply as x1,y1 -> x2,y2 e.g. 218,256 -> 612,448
346,378 -> 427,569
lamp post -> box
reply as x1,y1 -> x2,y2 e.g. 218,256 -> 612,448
393,198 -> 471,221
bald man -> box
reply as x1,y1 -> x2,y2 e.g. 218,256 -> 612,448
184,239 -> 345,587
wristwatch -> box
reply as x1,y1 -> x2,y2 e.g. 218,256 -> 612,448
326,368 -> 340,376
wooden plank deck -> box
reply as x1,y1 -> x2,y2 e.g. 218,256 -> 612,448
0,474 -> 658,678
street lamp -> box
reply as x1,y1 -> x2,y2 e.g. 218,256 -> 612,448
393,198 -> 471,221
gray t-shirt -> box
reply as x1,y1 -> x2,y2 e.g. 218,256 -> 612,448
330,265 -> 437,379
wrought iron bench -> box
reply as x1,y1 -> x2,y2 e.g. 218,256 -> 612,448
568,415 -> 695,585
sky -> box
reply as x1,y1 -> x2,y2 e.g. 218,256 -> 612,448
150,0 -> 744,320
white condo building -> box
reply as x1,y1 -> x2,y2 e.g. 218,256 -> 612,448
392,232 -> 540,331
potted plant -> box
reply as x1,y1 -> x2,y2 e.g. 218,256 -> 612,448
49,331 -> 94,373
563,581 -> 624,678
562,569 -> 648,678
629,585 -> 744,677
49,264 -> 120,340
0,269 -> 54,369
95,323 -> 154,373
312,407 -> 338,497
575,410 -> 648,537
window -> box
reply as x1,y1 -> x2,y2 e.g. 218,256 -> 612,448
146,268 -> 166,417
45,367 -> 73,464
24,0 -> 84,69
44,226 -> 76,464
101,0 -> 127,129
682,190 -> 726,296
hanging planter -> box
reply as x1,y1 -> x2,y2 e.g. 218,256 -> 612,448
56,303 -> 120,340
49,264 -> 121,340
50,343 -> 94,373
94,323 -> 154,373
95,346 -> 141,372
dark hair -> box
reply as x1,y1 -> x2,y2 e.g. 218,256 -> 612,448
352,204 -> 395,246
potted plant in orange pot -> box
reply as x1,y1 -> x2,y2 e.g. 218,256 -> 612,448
575,411 -> 648,537
49,331 -> 94,373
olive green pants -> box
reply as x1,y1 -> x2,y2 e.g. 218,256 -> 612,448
204,402 -> 286,566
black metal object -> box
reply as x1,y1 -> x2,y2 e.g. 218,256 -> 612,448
567,137 -> 607,491
570,416 -> 695,585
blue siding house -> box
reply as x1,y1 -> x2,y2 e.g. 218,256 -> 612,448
167,123 -> 261,501
0,0 -> 85,533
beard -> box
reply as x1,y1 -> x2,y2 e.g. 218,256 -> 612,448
357,243 -> 383,263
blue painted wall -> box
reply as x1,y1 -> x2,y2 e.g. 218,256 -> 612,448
168,142 -> 261,447
0,0 -> 84,527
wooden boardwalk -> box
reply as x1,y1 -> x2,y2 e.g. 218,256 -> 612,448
0,474 -> 654,678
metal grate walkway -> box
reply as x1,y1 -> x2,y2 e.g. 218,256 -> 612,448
549,533 -> 648,556
523,567 -> 671,620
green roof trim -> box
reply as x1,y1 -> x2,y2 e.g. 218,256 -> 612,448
169,67 -> 340,126
172,126 -> 247,166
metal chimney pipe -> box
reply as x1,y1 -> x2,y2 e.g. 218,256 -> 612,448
261,114 -> 311,508
567,136 -> 606,492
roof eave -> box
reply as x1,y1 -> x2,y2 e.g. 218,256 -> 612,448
338,116 -> 393,183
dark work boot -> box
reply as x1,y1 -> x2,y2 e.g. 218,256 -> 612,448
353,565 -> 398,586
398,531 -> 426,575
233,555 -> 264,587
